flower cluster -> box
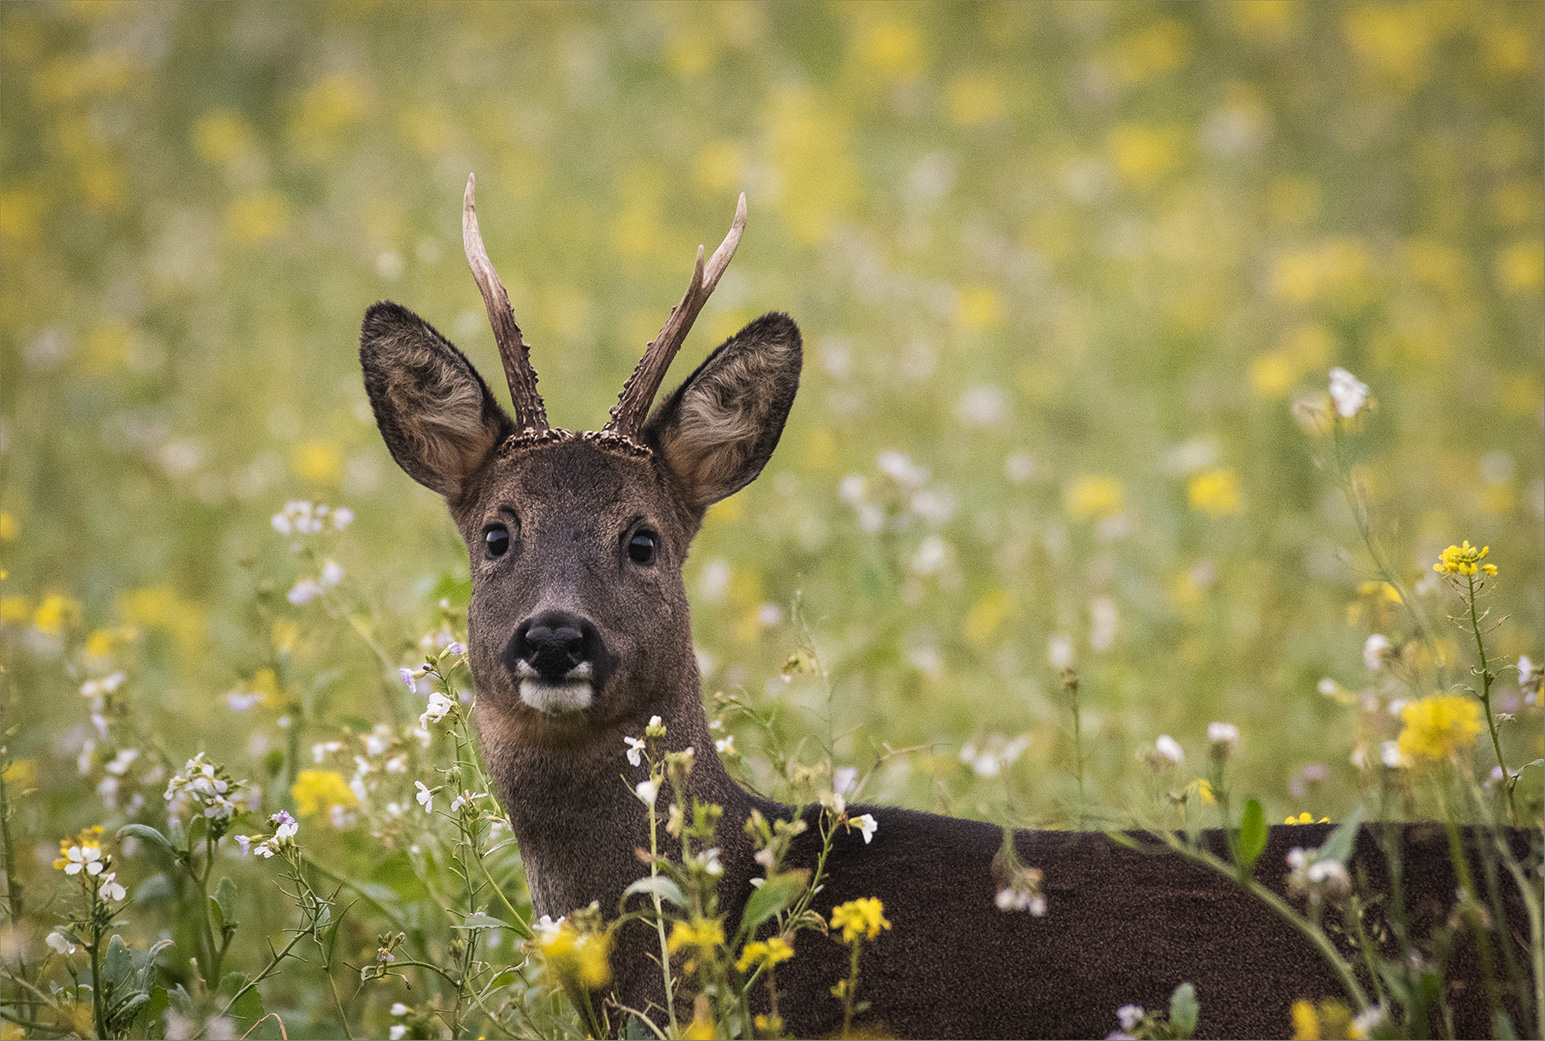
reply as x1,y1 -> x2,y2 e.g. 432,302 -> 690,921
163,753 -> 249,834
271,499 -> 353,536
1432,540 -> 1497,577
1286,846 -> 1351,902
830,897 -> 891,943
53,826 -> 127,902
735,936 -> 795,974
235,811 -> 299,859
1395,693 -> 1484,761
534,914 -> 612,990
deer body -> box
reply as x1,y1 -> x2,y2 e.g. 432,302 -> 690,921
360,178 -> 1529,1039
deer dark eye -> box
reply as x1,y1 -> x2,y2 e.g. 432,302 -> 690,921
628,531 -> 658,565
484,523 -> 510,557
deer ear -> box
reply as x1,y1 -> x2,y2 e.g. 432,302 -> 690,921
360,301 -> 514,502
643,312 -> 801,512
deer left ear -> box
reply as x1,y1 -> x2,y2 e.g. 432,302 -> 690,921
643,312 -> 801,513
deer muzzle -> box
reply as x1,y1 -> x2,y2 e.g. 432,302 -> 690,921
508,611 -> 604,714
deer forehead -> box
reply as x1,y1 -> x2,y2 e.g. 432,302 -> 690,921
456,437 -> 692,543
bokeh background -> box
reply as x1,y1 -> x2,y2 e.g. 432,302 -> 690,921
1,1 -> 1542,1031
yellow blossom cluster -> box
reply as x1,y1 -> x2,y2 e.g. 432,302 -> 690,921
1284,812 -> 1331,825
1432,540 -> 1497,577
830,897 -> 891,943
1290,996 -> 1364,1040
291,769 -> 357,818
1396,693 -> 1484,761
535,920 -> 611,991
666,916 -> 725,955
52,825 -> 105,871
734,936 -> 794,974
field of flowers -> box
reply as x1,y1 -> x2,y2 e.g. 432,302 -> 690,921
1,3 -> 1541,1039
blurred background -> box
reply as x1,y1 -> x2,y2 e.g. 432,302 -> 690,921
1,1 -> 1541,854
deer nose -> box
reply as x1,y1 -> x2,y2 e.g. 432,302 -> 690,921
513,611 -> 596,681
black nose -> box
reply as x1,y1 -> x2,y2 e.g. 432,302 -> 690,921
513,610 -> 595,681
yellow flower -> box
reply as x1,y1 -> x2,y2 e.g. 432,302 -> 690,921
291,770 -> 357,818
830,897 -> 890,943
1291,996 -> 1364,1040
1186,778 -> 1217,806
1433,540 -> 1497,577
0,512 -> 15,541
1064,475 -> 1124,521
536,920 -> 612,990
1285,812 -> 1331,825
735,936 -> 795,974
667,917 -> 725,955
32,592 -> 81,637
1187,468 -> 1243,517
0,595 -> 32,626
1396,693 -> 1484,761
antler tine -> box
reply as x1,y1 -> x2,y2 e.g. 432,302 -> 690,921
463,173 -> 548,432
605,193 -> 747,437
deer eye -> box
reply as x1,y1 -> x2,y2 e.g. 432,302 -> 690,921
484,523 -> 511,557
628,530 -> 658,565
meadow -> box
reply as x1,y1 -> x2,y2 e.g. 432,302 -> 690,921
0,3 -> 1541,1038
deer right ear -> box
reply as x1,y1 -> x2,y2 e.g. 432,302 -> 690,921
359,301 -> 514,502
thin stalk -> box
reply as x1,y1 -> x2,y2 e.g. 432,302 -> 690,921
1119,830 -> 1369,1009
839,941 -> 861,1037
218,931 -> 307,1019
1464,573 -> 1518,825
88,913 -> 107,1040
0,1008 -> 70,1035
647,793 -> 678,1036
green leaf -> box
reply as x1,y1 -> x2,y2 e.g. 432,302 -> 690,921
217,971 -> 265,1027
101,934 -> 136,990
213,877 -> 238,933
433,571 -> 472,605
1317,806 -> 1366,867
1236,798 -> 1268,877
622,875 -> 687,908
1168,982 -> 1199,1039
738,871 -> 808,937
454,911 -> 510,930
117,823 -> 177,856
131,984 -> 169,1040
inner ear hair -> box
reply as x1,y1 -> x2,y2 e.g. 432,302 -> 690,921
360,301 -> 513,501
645,312 -> 801,512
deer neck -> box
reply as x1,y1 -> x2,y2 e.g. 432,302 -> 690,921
474,669 -> 752,921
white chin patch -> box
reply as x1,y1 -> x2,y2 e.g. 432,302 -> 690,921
519,680 -> 594,714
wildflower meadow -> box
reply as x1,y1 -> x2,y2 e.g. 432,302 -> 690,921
1,3 -> 1542,1039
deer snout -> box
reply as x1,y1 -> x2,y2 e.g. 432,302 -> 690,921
512,611 -> 598,682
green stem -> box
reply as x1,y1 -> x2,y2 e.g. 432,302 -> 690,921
1464,574 -> 1518,825
89,911 -> 107,1040
840,940 -> 861,1037
0,1008 -> 70,1034
1122,830 -> 1369,1010
647,792 -> 679,1036
218,930 -> 307,1020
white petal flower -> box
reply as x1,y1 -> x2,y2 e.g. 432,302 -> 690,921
1154,735 -> 1185,765
1519,655 -> 1535,686
398,667 -> 418,693
390,1003 -> 409,1017
634,779 -> 658,807
1363,633 -> 1390,671
1207,722 -> 1239,748
624,736 -> 646,767
714,735 -> 736,755
46,930 -> 77,956
1328,367 -> 1369,418
1117,1005 -> 1145,1032
415,781 -> 433,813
287,579 -> 324,606
418,691 -> 454,729
320,560 -> 344,587
389,1026 -> 407,1040
853,813 -> 878,844
99,872 -> 126,902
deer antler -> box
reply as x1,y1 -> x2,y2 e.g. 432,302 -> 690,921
605,193 -> 747,438
463,173 -> 548,432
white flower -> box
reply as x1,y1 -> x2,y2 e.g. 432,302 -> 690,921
287,579 -> 324,606
699,847 -> 724,876
253,842 -> 277,859
271,512 -> 293,535
634,779 -> 658,807
1117,1005 -> 1146,1032
445,641 -> 465,655
331,506 -> 354,530
270,810 -> 299,841
1519,655 -> 1535,686
389,1027 -> 406,1041
1154,735 -> 1185,765
65,845 -> 103,876
834,766 -> 858,795
99,872 -> 127,902
449,791 -> 485,813
46,930 -> 77,956
1363,633 -> 1390,671
390,1003 -> 409,1017
1380,740 -> 1408,769
321,560 -> 344,587
1047,634 -> 1075,670
398,667 -> 418,693
852,813 -> 878,844
418,691 -> 454,728
235,835 -> 253,856
534,914 -> 565,939
624,736 -> 646,767
415,781 -> 434,813
1328,367 -> 1369,418
1207,721 -> 1238,745
714,735 -> 736,755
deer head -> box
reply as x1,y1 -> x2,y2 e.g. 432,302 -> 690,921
358,175 -> 798,808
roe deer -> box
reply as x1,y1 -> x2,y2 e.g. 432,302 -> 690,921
359,176 -> 1534,1039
